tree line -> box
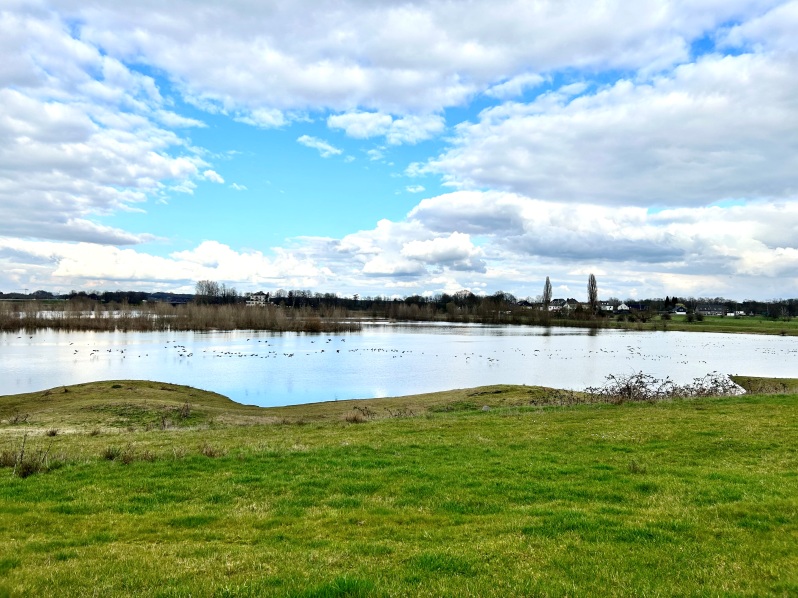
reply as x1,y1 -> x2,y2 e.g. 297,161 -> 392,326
4,277 -> 798,319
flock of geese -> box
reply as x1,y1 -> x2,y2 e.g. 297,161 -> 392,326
13,333 -> 797,371
52,338 -> 717,368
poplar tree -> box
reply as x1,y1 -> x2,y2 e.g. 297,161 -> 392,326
587,273 -> 598,312
542,276 -> 552,309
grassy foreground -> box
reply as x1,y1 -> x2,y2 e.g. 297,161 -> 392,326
1,381 -> 796,597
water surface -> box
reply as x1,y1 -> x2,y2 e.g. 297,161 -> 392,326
2,323 -> 796,406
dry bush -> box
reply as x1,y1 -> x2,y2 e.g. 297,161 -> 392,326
9,412 -> 29,425
385,407 -> 415,418
353,405 -> 376,419
119,444 -> 136,465
1,435 -> 57,477
584,372 -> 742,404
345,412 -> 367,424
0,449 -> 15,468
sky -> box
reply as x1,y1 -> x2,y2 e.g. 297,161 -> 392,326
2,0 -> 798,302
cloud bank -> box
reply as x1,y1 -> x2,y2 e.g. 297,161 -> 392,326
2,1 -> 797,300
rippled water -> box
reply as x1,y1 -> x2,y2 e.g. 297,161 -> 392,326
2,322 -> 797,406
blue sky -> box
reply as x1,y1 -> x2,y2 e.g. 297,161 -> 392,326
2,1 -> 798,301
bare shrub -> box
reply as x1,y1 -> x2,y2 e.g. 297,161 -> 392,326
584,371 -> 742,404
385,407 -> 415,418
353,405 -> 376,419
45,428 -> 59,437
0,449 -> 15,468
178,402 -> 192,419
2,435 -> 56,477
9,412 -> 29,425
345,412 -> 366,424
120,444 -> 136,465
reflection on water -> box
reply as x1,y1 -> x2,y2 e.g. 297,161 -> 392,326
2,322 -> 797,407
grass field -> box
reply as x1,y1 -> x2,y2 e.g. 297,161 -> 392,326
604,315 -> 798,336
1,380 -> 796,596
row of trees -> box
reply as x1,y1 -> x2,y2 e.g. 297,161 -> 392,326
194,280 -> 240,305
7,277 -> 798,319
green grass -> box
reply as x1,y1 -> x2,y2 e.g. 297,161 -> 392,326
604,314 -> 798,335
0,380 -> 796,596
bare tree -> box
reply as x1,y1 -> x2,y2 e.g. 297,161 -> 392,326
195,280 -> 220,304
542,276 -> 552,309
195,280 -> 238,305
587,273 -> 598,312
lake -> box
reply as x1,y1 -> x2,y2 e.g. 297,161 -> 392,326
2,322 -> 796,406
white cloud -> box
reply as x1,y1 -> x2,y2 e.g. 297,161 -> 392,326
0,239 -> 332,290
234,107 -> 287,128
405,191 -> 798,283
230,183 -> 247,191
484,73 -> 545,99
3,1 -> 798,302
367,148 -> 385,161
425,52 -> 798,207
401,232 -> 486,272
203,170 -> 224,184
297,134 -> 343,158
362,255 -> 426,277
385,115 -> 445,145
720,0 -> 798,52
327,111 -> 444,144
59,0 -> 772,117
0,9 -> 209,244
5,189 -> 798,299
327,112 -> 393,139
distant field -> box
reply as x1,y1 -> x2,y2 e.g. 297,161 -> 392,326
602,314 -> 798,335
1,380 -> 796,596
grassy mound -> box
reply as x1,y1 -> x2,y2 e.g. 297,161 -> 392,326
0,380 -> 796,596
731,375 -> 798,394
0,381 -> 577,431
0,380 -> 272,432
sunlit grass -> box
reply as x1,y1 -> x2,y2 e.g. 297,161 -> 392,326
606,314 -> 798,335
0,381 -> 796,596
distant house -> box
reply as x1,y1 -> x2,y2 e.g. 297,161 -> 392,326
245,291 -> 269,307
565,298 -> 580,310
598,301 -> 616,312
616,303 -> 631,313
670,306 -> 687,315
697,304 -> 725,316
